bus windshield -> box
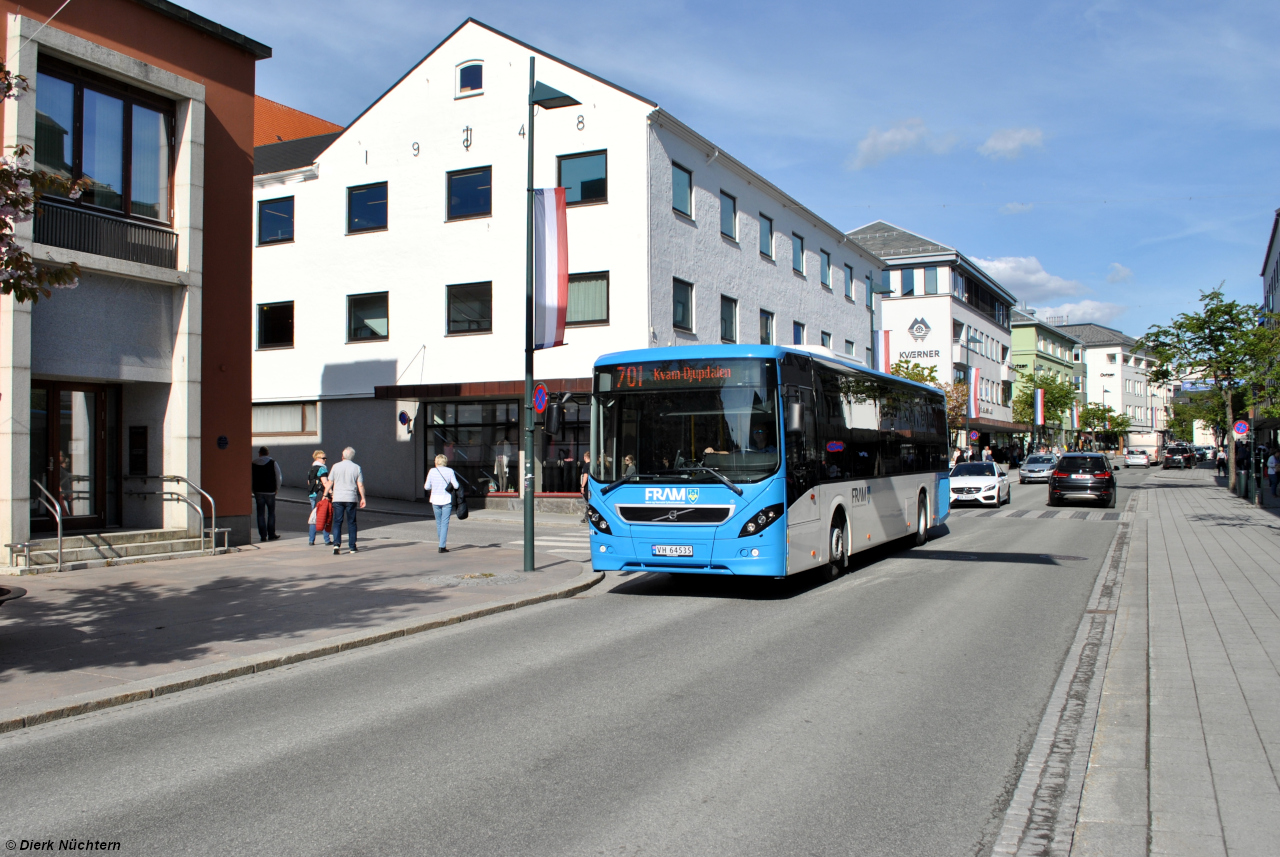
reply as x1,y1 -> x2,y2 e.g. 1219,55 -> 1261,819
592,358 -> 779,485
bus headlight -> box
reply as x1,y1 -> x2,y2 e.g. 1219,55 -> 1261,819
738,503 -> 784,538
586,505 -> 611,535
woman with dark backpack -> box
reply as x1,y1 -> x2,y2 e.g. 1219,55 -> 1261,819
307,450 -> 333,546
425,454 -> 460,553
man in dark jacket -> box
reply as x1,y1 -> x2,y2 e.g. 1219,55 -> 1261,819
251,447 -> 284,542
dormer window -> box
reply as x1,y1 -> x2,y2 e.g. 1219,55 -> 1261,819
457,62 -> 483,97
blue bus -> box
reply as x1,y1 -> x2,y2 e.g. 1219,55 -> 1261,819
585,344 -> 950,579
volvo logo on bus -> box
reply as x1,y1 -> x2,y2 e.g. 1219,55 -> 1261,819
644,487 -> 699,504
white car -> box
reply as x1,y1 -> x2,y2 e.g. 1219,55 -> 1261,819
949,461 -> 1012,507
1123,449 -> 1150,468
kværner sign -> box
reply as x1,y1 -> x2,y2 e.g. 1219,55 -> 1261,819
898,349 -> 941,359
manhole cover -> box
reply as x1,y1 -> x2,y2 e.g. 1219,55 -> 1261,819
1042,554 -> 1087,561
424,573 -> 525,588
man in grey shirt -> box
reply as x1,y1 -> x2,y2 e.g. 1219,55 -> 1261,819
328,446 -> 366,555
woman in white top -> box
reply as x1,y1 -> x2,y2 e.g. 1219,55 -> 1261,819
425,454 -> 460,553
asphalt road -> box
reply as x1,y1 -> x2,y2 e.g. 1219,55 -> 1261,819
0,467 -> 1155,857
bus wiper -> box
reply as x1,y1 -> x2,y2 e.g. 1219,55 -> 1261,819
675,465 -> 744,496
600,472 -> 661,497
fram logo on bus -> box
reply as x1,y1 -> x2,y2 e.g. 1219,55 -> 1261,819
644,487 -> 699,504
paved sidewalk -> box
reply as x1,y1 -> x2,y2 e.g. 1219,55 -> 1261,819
0,535 -> 598,731
1073,466 -> 1280,856
274,486 -> 585,527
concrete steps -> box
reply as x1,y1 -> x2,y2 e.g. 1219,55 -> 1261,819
3,528 -> 219,575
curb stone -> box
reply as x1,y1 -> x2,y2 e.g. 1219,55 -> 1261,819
0,566 -> 603,735
992,490 -> 1137,856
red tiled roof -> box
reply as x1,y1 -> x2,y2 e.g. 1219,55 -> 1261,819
254,96 -> 342,147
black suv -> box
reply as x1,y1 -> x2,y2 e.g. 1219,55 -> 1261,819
1048,453 -> 1119,508
1162,445 -> 1196,469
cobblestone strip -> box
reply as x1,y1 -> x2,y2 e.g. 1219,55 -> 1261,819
992,499 -> 1134,857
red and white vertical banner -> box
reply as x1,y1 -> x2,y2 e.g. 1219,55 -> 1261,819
968,367 -> 981,418
1034,388 -> 1045,425
877,330 -> 892,372
532,187 -> 568,350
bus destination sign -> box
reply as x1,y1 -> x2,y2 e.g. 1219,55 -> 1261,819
598,359 -> 764,391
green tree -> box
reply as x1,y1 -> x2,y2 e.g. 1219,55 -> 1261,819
1011,372 -> 1078,428
1078,402 -> 1132,449
941,382 -> 968,448
889,358 -> 940,388
1138,286 -> 1280,490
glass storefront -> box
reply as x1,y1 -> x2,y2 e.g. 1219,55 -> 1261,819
30,382 -> 120,531
424,397 -> 589,496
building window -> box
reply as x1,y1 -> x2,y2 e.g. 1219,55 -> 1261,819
719,191 -> 737,239
672,162 -> 692,217
347,292 -> 390,342
257,302 -> 294,349
720,296 -> 737,342
881,269 -> 891,294
760,309 -> 774,344
258,197 -> 294,245
760,213 -> 773,257
821,331 -> 832,349
1108,353 -> 1117,363
793,321 -> 805,344
673,278 -> 694,331
457,62 -> 483,96
1001,344 -> 1009,362
35,61 -> 175,222
558,151 -> 607,205
820,250 -> 831,288
845,339 -> 855,356
953,320 -> 964,341
1002,381 -> 1013,406
925,266 -> 938,295
566,272 -> 609,326
952,270 -> 966,300
792,233 -> 804,273
447,167 -> 492,220
252,402 -> 318,435
347,182 -> 388,233
446,282 -> 492,334
901,268 -> 915,296
845,264 -> 854,300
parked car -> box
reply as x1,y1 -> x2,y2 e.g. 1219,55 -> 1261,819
1048,453 -> 1120,508
1162,445 -> 1196,469
1019,453 -> 1058,483
1193,445 -> 1211,462
949,461 -> 1012,507
1124,449 -> 1151,468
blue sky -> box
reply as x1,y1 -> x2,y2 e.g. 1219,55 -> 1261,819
189,0 -> 1279,337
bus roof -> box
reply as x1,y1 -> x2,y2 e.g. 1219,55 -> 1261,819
593,344 -> 944,397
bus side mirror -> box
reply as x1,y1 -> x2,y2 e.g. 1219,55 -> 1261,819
786,400 -> 804,433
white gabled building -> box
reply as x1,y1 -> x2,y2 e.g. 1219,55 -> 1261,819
1057,323 -> 1171,455
251,18 -> 882,504
846,221 -> 1022,451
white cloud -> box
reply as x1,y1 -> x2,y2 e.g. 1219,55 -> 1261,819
1106,263 -> 1134,283
1034,300 -> 1128,325
973,256 -> 1087,302
1000,202 -> 1034,215
849,119 -> 956,170
978,127 -> 1045,160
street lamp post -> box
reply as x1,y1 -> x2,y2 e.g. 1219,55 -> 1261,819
522,57 -> 579,572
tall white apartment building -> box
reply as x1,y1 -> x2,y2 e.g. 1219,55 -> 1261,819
1058,323 -> 1171,454
251,19 -> 882,503
847,222 -> 1021,449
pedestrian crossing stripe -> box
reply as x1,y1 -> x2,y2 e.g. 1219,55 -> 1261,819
948,509 -> 1131,522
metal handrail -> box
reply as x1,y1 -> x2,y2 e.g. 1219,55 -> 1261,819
161,475 -> 217,544
31,480 -> 62,572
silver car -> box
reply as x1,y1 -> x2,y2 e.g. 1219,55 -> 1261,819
1019,453 -> 1058,483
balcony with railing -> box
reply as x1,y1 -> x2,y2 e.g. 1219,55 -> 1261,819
34,200 -> 178,270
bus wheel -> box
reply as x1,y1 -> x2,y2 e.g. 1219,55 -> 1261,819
822,518 -> 846,581
914,495 -> 929,546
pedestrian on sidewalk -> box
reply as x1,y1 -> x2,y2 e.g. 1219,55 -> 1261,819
328,447 -> 366,555
425,454 -> 460,553
251,446 -> 284,542
306,450 -> 333,546
1268,449 -> 1278,498
579,450 -> 591,523
1217,447 -> 1227,476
